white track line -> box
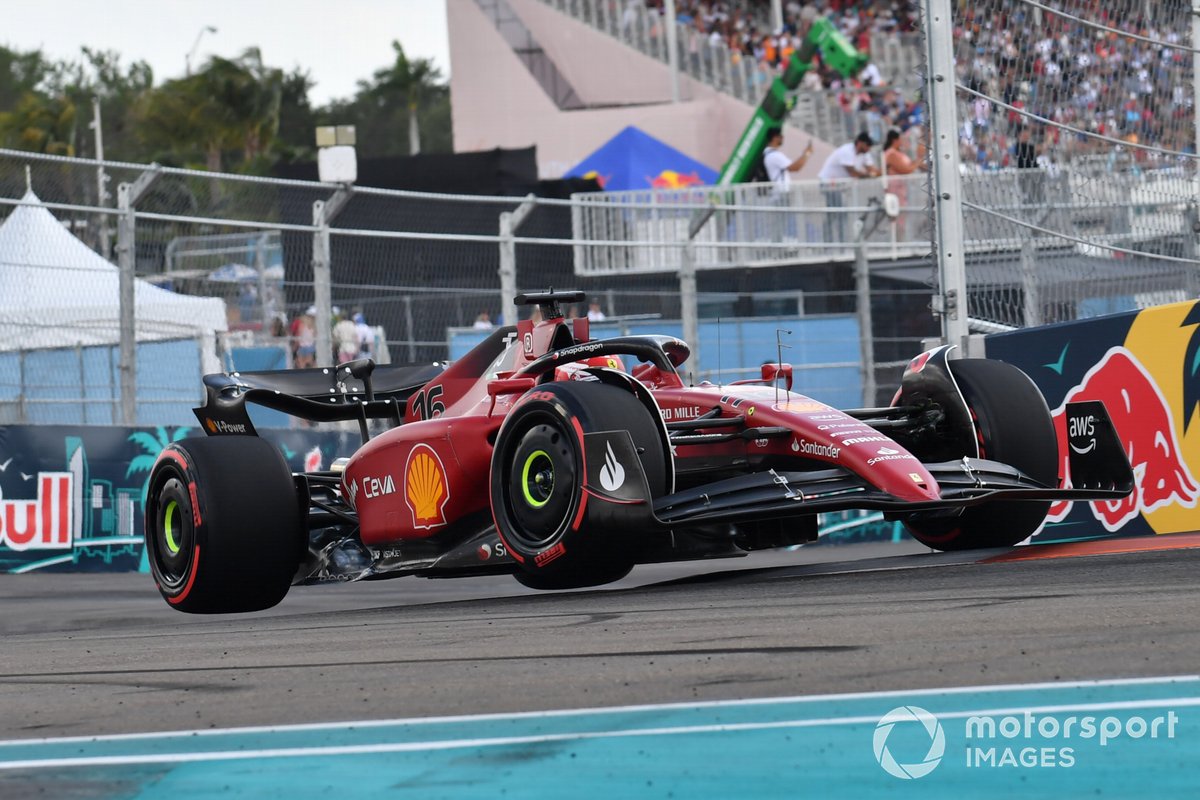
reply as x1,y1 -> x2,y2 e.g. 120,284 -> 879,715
1,696 -> 1197,771
0,674 -> 1196,748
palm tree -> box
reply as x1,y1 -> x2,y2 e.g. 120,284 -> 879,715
136,48 -> 283,172
320,42 -> 449,159
126,426 -> 192,514
0,91 -> 78,155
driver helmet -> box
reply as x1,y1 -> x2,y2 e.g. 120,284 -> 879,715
553,354 -> 626,381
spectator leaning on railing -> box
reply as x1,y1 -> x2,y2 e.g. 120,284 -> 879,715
818,131 -> 879,243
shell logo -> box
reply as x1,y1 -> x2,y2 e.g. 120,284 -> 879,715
205,418 -> 217,433
405,444 -> 450,529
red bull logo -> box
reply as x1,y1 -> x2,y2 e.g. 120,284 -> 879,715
0,472 -> 73,550
649,170 -> 704,189
1049,347 -> 1198,531
581,170 -> 610,189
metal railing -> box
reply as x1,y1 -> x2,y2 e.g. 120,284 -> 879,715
2,145 -> 1197,424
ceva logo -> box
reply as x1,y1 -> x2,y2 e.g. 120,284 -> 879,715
0,473 -> 73,551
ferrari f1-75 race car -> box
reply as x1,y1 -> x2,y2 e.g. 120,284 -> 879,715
145,290 -> 1134,613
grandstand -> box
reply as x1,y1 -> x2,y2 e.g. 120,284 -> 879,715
452,0 -> 924,170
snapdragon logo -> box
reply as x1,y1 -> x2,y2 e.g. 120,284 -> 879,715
873,706 -> 946,779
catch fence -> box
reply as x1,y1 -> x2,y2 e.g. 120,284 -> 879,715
2,89 -> 1196,426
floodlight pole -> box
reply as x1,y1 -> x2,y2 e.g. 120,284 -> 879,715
186,25 -> 217,76
115,165 -> 162,425
91,96 -> 112,261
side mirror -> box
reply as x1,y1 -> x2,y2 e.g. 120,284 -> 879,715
762,362 -> 793,391
487,377 -> 536,397
487,376 -> 537,417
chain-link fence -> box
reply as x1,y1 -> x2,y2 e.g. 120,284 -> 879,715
0,145 -> 929,423
4,73 -> 1198,427
945,0 -> 1199,328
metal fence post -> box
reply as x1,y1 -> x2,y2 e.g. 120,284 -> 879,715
679,239 -> 700,383
115,165 -> 161,425
311,201 -> 333,368
255,231 -> 270,327
498,194 -> 537,326
403,296 -> 416,363
854,234 -> 877,406
922,0 -> 970,348
680,205 -> 715,382
311,187 -> 353,368
854,201 -> 888,406
17,348 -> 27,424
1019,234 -> 1041,328
498,213 -> 516,326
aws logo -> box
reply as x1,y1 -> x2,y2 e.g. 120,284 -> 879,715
405,444 -> 450,530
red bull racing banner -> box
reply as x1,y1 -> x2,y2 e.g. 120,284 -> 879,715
0,425 -> 362,574
986,299 -> 1200,540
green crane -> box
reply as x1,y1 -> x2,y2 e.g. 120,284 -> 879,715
716,16 -> 869,186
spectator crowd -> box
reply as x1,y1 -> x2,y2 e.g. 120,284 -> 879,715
615,0 -> 1193,172
954,0 -> 1194,171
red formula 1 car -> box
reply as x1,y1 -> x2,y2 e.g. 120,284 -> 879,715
145,290 -> 1134,613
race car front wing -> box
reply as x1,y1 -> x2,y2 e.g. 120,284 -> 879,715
586,400 -> 1134,529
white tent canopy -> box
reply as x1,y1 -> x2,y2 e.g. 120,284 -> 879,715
0,191 -> 228,358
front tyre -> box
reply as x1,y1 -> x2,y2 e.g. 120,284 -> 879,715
145,437 -> 302,613
903,359 -> 1057,551
491,382 -> 666,589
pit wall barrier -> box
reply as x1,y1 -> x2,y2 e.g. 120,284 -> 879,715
0,425 -> 361,574
986,298 -> 1200,540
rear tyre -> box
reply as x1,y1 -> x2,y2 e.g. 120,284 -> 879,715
903,359 -> 1057,551
145,436 -> 302,613
492,382 -> 666,590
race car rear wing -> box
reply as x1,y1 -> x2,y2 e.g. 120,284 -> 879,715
194,358 -> 445,440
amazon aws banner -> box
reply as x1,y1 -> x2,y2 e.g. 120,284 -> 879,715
987,300 -> 1200,539
0,425 -> 360,574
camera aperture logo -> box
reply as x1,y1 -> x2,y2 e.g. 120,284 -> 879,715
873,706 -> 946,779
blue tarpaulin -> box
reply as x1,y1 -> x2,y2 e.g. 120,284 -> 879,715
565,126 -> 717,191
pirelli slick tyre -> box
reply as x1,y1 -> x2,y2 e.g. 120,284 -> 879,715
144,436 -> 302,613
491,381 -> 667,590
903,359 -> 1058,551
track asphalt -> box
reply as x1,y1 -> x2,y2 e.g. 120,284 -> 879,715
2,537 -> 1198,797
